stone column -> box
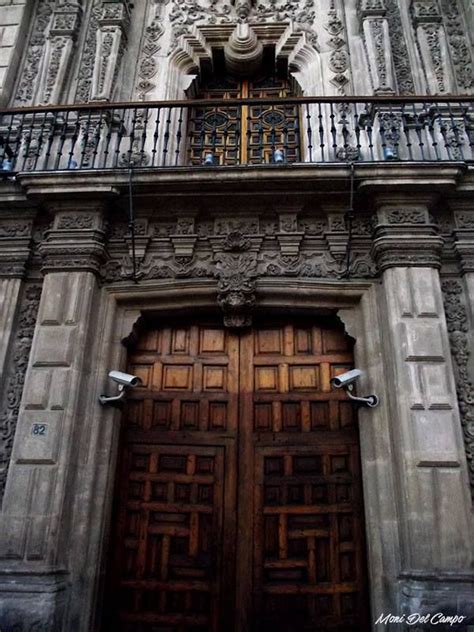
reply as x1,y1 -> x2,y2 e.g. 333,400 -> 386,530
0,202 -> 107,630
372,196 -> 474,619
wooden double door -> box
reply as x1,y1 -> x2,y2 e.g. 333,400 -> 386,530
104,320 -> 369,631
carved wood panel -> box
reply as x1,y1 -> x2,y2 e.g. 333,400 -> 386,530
105,320 -> 369,631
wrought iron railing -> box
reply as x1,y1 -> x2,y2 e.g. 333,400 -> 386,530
0,96 -> 473,173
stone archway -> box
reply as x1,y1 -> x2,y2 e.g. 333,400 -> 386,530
55,279 -> 400,631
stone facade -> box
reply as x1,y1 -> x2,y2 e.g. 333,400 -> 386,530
0,1 -> 473,631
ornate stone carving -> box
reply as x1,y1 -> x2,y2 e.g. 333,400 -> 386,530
91,1 -> 131,101
169,0 -> 317,52
38,1 -> 83,105
0,284 -> 42,504
325,3 -> 350,94
75,2 -> 102,102
136,3 -> 165,100
387,209 -> 427,224
411,0 -> 449,93
441,279 -> 474,499
14,0 -> 55,106
215,232 -> 257,327
385,0 -> 415,94
440,0 -> 473,91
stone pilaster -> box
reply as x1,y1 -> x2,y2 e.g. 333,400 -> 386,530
90,0 -> 130,102
38,0 -> 83,105
358,0 -> 396,94
372,195 -> 474,619
411,0 -> 452,93
0,203 -> 106,630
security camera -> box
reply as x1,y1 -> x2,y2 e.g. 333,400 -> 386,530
99,370 -> 142,406
330,368 -> 379,408
330,369 -> 362,389
108,370 -> 141,388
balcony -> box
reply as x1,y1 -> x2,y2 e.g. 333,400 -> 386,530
0,96 -> 473,174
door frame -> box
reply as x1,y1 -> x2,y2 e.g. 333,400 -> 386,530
62,279 -> 401,631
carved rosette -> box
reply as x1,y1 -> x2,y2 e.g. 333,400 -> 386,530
136,2 -> 165,100
371,205 -> 444,270
325,4 -> 350,94
441,279 -> 474,499
40,208 -> 108,275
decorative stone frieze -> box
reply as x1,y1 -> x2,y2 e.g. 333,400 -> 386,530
0,283 -> 42,505
441,278 -> 474,499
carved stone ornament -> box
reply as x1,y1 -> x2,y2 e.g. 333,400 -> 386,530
439,0 -> 473,91
14,0 -> 55,106
325,3 -> 350,94
168,0 -> 318,53
0,284 -> 42,504
441,279 -> 474,500
215,232 -> 257,327
385,0 -> 415,94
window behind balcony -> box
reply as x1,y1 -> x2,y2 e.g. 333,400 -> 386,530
188,73 -> 301,166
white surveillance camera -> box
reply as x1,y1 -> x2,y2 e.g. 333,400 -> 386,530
99,370 -> 142,406
330,368 -> 379,408
330,369 -> 363,389
108,370 -> 141,388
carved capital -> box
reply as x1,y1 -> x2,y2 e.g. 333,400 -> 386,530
411,0 -> 442,24
0,217 -> 35,279
40,207 -> 107,275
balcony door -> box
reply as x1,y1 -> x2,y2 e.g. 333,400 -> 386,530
188,74 -> 301,165
102,318 -> 370,631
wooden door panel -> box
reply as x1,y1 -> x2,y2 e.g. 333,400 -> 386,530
254,446 -> 367,632
239,322 -> 369,631
113,444 -> 225,631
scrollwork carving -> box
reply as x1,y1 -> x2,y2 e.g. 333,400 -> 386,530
441,279 -> 474,499
0,284 -> 42,504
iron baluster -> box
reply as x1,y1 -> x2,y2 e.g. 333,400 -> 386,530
305,103 -> 313,163
151,106 -> 161,167
329,102 -> 338,162
162,107 -> 172,166
102,108 -> 115,169
318,102 -> 325,162
113,109 -> 126,168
